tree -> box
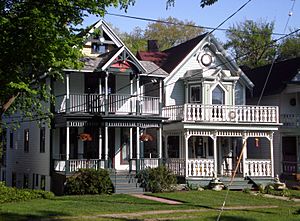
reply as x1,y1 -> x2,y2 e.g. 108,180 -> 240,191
278,32 -> 300,60
224,20 -> 276,68
0,0 -> 134,124
166,0 -> 218,8
144,17 -> 204,51
122,27 -> 147,54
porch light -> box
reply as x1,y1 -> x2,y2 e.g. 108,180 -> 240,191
255,138 -> 259,148
78,133 -> 92,141
140,133 -> 153,142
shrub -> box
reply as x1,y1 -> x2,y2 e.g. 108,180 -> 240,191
137,166 -> 177,193
64,168 -> 113,195
0,182 -> 54,203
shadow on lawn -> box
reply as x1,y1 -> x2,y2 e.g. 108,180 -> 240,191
216,215 -> 256,221
0,210 -> 70,221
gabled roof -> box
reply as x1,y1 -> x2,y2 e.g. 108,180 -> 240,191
139,61 -> 168,77
243,57 -> 300,97
136,33 -> 208,74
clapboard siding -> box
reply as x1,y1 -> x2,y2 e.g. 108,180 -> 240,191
5,122 -> 51,190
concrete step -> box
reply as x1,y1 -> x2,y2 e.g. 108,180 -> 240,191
110,171 -> 144,194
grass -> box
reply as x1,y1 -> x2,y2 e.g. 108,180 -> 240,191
0,190 -> 299,220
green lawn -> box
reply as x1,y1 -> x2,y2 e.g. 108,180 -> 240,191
0,191 -> 299,221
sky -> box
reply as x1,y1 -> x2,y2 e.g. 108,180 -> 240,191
83,0 -> 299,43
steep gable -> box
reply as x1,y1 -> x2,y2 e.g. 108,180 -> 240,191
244,57 -> 300,97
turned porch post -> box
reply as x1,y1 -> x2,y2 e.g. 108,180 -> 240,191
213,134 -> 218,178
66,126 -> 70,161
184,132 -> 189,177
105,72 -> 109,115
105,126 -> 109,168
98,127 -> 102,160
136,126 -> 140,170
157,125 -> 163,165
269,132 -> 274,177
242,136 -> 248,177
65,72 -> 70,113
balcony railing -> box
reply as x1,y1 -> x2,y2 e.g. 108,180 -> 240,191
163,104 -> 279,124
55,93 -> 159,115
54,159 -> 105,173
280,114 -> 300,127
245,159 -> 272,177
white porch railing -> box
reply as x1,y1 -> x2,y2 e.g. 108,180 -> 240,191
55,94 -> 160,115
165,158 -> 185,176
187,159 -> 214,177
280,114 -> 300,127
54,159 -> 105,173
162,104 -> 279,124
245,159 -> 272,177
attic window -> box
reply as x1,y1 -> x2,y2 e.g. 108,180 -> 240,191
92,43 -> 107,54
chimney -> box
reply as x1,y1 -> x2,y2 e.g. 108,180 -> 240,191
147,40 -> 159,52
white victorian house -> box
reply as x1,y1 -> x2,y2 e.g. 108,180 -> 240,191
0,20 -> 281,193
138,33 -> 280,186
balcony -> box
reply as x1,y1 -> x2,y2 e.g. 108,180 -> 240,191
280,114 -> 300,128
55,93 -> 160,115
162,104 -> 279,124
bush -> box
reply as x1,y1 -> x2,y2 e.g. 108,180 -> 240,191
137,166 -> 177,193
64,168 -> 113,195
0,182 -> 54,203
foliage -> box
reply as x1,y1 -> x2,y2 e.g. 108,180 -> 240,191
0,0 -> 135,123
122,17 -> 203,53
136,166 -> 177,193
166,0 -> 218,8
144,17 -> 204,51
122,27 -> 147,54
64,169 -> 113,195
224,19 -> 276,68
0,182 -> 54,203
278,31 -> 300,60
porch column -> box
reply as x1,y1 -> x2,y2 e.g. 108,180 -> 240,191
98,127 -> 102,160
269,133 -> 274,177
105,72 -> 109,115
157,125 -> 163,165
213,135 -> 218,178
130,76 -> 134,113
129,127 -> 133,171
65,72 -> 70,113
66,126 -> 70,160
136,126 -> 140,170
136,76 -> 140,115
164,135 -> 168,159
159,79 -> 163,116
185,133 -> 189,177
105,126 -> 109,168
242,136 -> 248,177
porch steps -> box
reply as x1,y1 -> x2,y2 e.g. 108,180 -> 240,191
220,177 -> 254,190
246,177 -> 274,188
110,170 -> 144,194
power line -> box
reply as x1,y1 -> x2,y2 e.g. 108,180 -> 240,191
105,13 -> 286,37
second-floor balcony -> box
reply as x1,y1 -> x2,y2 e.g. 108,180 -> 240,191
162,104 -> 279,124
55,93 -> 160,115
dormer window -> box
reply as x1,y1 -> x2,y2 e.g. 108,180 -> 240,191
212,85 -> 225,104
91,43 -> 107,54
190,85 -> 202,103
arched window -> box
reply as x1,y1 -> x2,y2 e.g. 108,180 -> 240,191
212,85 -> 225,104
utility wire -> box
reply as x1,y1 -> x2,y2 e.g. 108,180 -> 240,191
257,0 -> 297,105
3,27 -> 298,124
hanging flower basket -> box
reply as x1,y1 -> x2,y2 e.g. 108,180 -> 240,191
140,133 -> 153,142
78,133 -> 92,141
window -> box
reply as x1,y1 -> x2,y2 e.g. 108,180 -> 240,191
235,82 -> 245,105
190,85 -> 202,103
35,174 -> 39,187
1,129 -> 7,166
23,174 -> 29,189
12,172 -> 16,187
91,43 -> 107,54
40,175 -> 46,190
24,129 -> 29,152
10,132 -> 13,149
40,128 -> 45,153
1,171 -> 6,182
212,85 -> 225,104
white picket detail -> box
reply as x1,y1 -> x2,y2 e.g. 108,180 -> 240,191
187,159 -> 214,177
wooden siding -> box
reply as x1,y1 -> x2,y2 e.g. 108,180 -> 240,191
5,122 -> 51,191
